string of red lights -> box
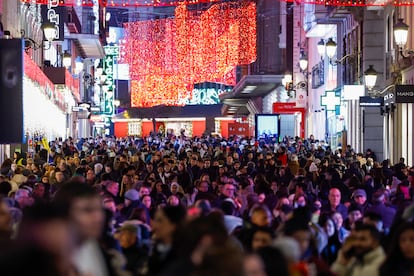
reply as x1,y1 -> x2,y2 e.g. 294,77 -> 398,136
119,2 -> 256,107
20,0 -> 414,7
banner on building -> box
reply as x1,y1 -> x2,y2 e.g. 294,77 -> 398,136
102,46 -> 119,116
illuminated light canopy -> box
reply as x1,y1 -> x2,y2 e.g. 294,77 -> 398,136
20,0 -> 414,7
120,2 -> 256,107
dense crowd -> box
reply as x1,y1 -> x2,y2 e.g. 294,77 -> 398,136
0,133 -> 414,276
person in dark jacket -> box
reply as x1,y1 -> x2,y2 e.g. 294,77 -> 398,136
321,188 -> 348,221
148,205 -> 186,275
380,222 -> 414,276
120,189 -> 141,222
366,190 -> 396,232
116,224 -> 148,276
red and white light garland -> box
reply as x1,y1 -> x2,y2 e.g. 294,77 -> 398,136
120,1 -> 256,107
20,0 -> 414,7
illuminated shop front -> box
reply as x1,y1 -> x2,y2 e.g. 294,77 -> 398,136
112,104 -> 240,138
23,53 -> 76,141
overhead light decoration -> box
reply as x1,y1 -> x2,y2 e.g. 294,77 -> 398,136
20,0 -> 414,7
120,2 -> 256,107
282,0 -> 414,6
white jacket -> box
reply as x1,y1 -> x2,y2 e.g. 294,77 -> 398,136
331,246 -> 385,276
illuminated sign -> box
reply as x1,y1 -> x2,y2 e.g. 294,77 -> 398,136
108,27 -> 125,44
359,96 -> 383,107
321,90 -> 341,114
41,0 -> 66,41
102,46 -> 119,116
343,85 -> 365,100
395,85 -> 414,103
104,46 -> 119,56
185,88 -> 231,105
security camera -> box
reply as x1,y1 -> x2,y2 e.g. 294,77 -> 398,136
83,74 -> 91,81
297,81 -> 307,89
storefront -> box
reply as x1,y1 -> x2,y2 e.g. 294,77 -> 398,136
383,84 -> 414,165
24,53 -> 76,141
112,104 -> 249,138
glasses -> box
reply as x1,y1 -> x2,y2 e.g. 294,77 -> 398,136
225,188 -> 235,191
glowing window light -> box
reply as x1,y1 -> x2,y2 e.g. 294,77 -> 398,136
120,2 -> 256,107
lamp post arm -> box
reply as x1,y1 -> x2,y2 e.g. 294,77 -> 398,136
399,48 -> 414,59
336,53 -> 356,64
368,84 -> 395,98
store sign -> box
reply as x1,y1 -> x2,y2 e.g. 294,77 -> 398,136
384,92 -> 394,106
41,1 -> 66,41
102,46 -> 119,116
104,46 -> 119,56
359,96 -> 383,107
295,90 -> 306,107
343,85 -> 365,100
108,27 -> 125,44
395,85 -> 414,103
321,90 -> 341,114
185,88 -> 230,105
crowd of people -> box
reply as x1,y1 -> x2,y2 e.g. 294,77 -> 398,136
0,133 -> 414,276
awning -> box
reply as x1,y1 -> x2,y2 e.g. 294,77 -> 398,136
66,33 -> 105,59
220,74 -> 283,116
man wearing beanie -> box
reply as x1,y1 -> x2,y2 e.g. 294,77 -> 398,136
121,189 -> 140,222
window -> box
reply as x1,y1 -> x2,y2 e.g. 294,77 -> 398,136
128,122 -> 141,136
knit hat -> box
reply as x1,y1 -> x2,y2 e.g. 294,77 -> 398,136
352,189 -> 367,198
124,189 -> 139,201
117,223 -> 138,233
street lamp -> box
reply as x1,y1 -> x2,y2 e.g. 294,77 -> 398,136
394,18 -> 409,49
41,22 -> 56,42
282,72 -> 292,87
41,22 -> 56,50
75,57 -> 83,74
323,37 -> 360,66
317,39 -> 326,57
299,50 -> 308,72
393,18 -> 414,59
62,51 -> 71,68
326,38 -> 337,59
363,65 -> 396,98
364,65 -> 378,91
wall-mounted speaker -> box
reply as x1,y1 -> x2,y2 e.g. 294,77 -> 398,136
0,39 -> 24,144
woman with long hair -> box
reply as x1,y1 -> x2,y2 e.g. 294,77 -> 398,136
318,213 -> 342,265
148,205 -> 186,275
380,222 -> 414,276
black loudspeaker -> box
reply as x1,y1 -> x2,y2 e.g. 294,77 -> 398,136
0,39 -> 24,144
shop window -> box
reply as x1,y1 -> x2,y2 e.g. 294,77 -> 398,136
128,122 -> 141,136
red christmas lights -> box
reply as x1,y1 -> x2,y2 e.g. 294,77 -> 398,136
20,0 -> 414,6
24,53 -> 66,111
120,1 -> 256,107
